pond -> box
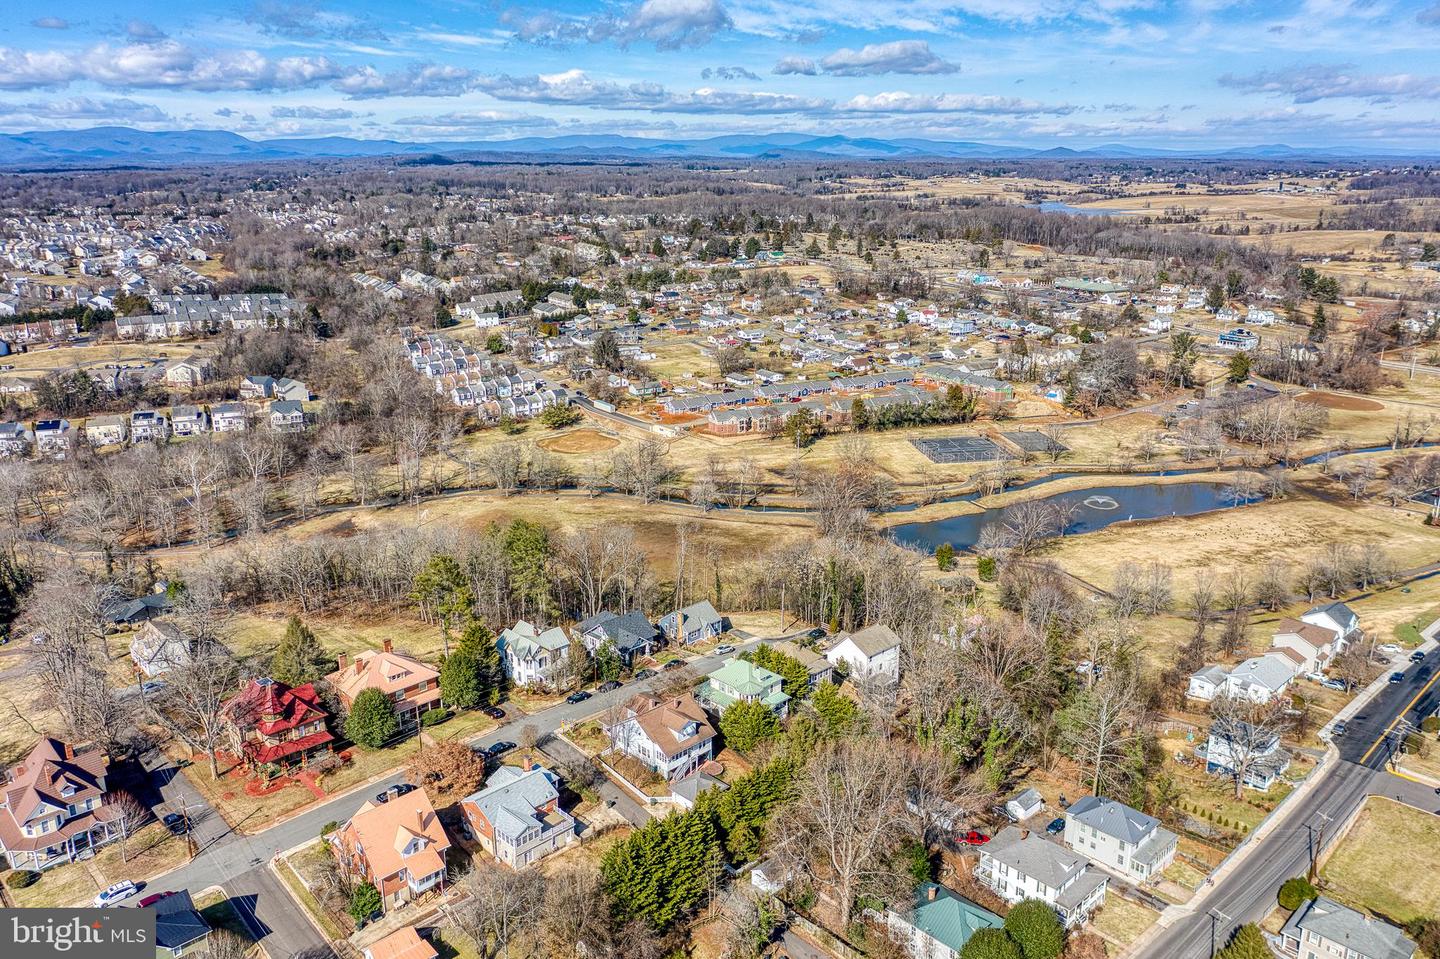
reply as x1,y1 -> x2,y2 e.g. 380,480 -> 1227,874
889,481 -> 1260,553
1034,201 -> 1135,217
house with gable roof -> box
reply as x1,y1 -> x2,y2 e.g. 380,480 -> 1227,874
574,610 -> 662,666
697,659 -> 790,717
977,826 -> 1108,927
0,737 -> 124,871
460,764 -> 576,868
824,624 -> 901,683
334,788 -> 451,913
1280,895 -> 1415,959
1272,617 -> 1345,675
498,621 -> 571,687
659,599 -> 725,645
604,692 -> 715,780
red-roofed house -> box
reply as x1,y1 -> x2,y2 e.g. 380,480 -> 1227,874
223,678 -> 334,770
0,737 -> 125,871
333,788 -> 451,913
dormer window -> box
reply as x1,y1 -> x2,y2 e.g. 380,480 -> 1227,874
61,784 -> 77,798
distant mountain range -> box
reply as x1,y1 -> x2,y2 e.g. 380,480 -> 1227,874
0,127 -> 1432,166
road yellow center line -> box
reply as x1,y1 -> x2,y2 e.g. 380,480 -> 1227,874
1360,669 -> 1440,765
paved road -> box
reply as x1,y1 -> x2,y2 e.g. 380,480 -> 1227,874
1140,651 -> 1440,959
145,636 -> 767,958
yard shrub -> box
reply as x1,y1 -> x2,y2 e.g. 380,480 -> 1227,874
1278,877 -> 1318,911
1421,716 -> 1440,734
1004,898 -> 1065,959
346,688 -> 400,749
347,882 -> 382,925
6,870 -> 38,888
319,821 -> 341,837
420,708 -> 450,727
977,556 -> 998,581
960,928 -> 1023,959
936,543 -> 956,571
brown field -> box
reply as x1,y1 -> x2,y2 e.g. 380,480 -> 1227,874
1296,390 -> 1385,412
536,428 -> 620,455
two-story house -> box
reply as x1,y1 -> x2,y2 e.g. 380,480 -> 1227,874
0,737 -> 124,871
84,414 -> 129,447
222,677 -> 334,770
1063,796 -> 1177,884
1204,719 -> 1292,792
1300,601 -> 1361,648
171,405 -> 210,437
498,621 -> 571,688
978,826 -> 1108,928
333,788 -> 450,913
1271,618 -> 1343,675
130,410 -> 171,443
824,624 -> 902,684
269,400 -> 305,433
696,659 -> 790,717
1280,896 -> 1415,959
1187,652 -> 1296,704
129,620 -> 192,678
574,610 -> 662,666
325,644 -> 442,731
658,599 -> 725,645
460,765 -> 576,868
604,692 -> 715,781
211,402 -> 249,433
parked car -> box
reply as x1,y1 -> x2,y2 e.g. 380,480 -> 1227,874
487,741 -> 516,757
957,830 -> 990,846
161,813 -> 188,836
94,881 -> 139,907
483,705 -> 506,719
1412,650 -> 1427,663
137,891 -> 175,908
1321,679 -> 1348,692
663,659 -> 686,670
1378,643 -> 1404,656
597,680 -> 622,692
807,627 -> 827,640
715,644 -> 736,655
566,690 -> 592,704
1045,818 -> 1065,836
635,668 -> 657,680
374,782 -> 416,803
1332,721 -> 1348,737
1390,672 -> 1406,684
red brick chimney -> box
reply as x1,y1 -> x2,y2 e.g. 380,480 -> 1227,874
336,652 -> 348,671
382,638 -> 393,654
927,885 -> 938,902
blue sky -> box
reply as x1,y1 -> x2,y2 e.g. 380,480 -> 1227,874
3,0 -> 1440,149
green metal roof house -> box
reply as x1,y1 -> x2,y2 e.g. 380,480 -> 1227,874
882,883 -> 1004,959
696,658 -> 790,717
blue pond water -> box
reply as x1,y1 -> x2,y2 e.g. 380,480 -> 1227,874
890,481 -> 1257,553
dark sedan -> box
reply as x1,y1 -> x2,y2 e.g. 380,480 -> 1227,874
487,741 -> 517,757
566,690 -> 592,704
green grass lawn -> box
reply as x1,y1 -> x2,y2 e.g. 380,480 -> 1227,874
1393,602 -> 1440,646
1322,797 -> 1440,924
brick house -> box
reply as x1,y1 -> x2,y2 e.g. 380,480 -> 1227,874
223,678 -> 334,770
325,642 -> 442,731
334,789 -> 451,913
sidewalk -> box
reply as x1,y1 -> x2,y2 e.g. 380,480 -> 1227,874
1121,620 -> 1440,958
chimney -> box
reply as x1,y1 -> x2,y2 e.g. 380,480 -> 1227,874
927,885 -> 938,902
336,652 -> 348,672
63,742 -> 74,760
382,638 -> 393,654
355,657 -> 364,676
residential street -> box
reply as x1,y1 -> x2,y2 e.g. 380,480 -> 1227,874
1137,647 -> 1440,959
142,636 -> 766,959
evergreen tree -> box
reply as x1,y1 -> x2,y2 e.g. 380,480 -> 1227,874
745,646 -> 811,700
782,408 -> 822,449
1004,899 -> 1065,959
850,396 -> 870,431
1309,306 -> 1328,343
411,555 -> 473,652
346,688 -> 399,749
935,543 -> 956,571
502,520 -> 553,621
960,928 -> 1023,959
1205,283 -> 1225,312
595,640 -> 623,683
1215,924 -> 1272,959
811,681 -> 861,738
720,700 -> 781,753
602,808 -> 721,930
1226,352 -> 1251,384
348,883 -> 382,924
1119,302 -> 1141,326
269,616 -> 330,686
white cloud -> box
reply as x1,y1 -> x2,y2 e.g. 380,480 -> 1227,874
839,91 -> 1074,115
819,40 -> 958,76
773,56 -> 818,75
1219,63 -> 1440,103
334,64 -> 477,98
0,96 -> 170,123
31,17 -> 68,30
0,40 -> 348,92
271,105 -> 363,119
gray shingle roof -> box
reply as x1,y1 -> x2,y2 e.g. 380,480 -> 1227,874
1281,897 -> 1415,959
1067,796 -> 1158,845
984,826 -> 1088,890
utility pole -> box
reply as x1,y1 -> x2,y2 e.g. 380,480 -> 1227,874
1208,908 -> 1231,959
1306,811 -> 1334,880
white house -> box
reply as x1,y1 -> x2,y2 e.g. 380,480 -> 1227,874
498,621 -> 571,687
1299,602 -> 1361,648
1188,652 -> 1297,704
881,883 -> 1005,959
603,692 -> 715,781
1004,787 -> 1045,822
1063,796 -> 1177,884
824,624 -> 901,683
978,826 -> 1108,928
1205,720 -> 1292,792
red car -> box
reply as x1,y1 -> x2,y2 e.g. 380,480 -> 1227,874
137,891 -> 174,908
957,830 -> 990,846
